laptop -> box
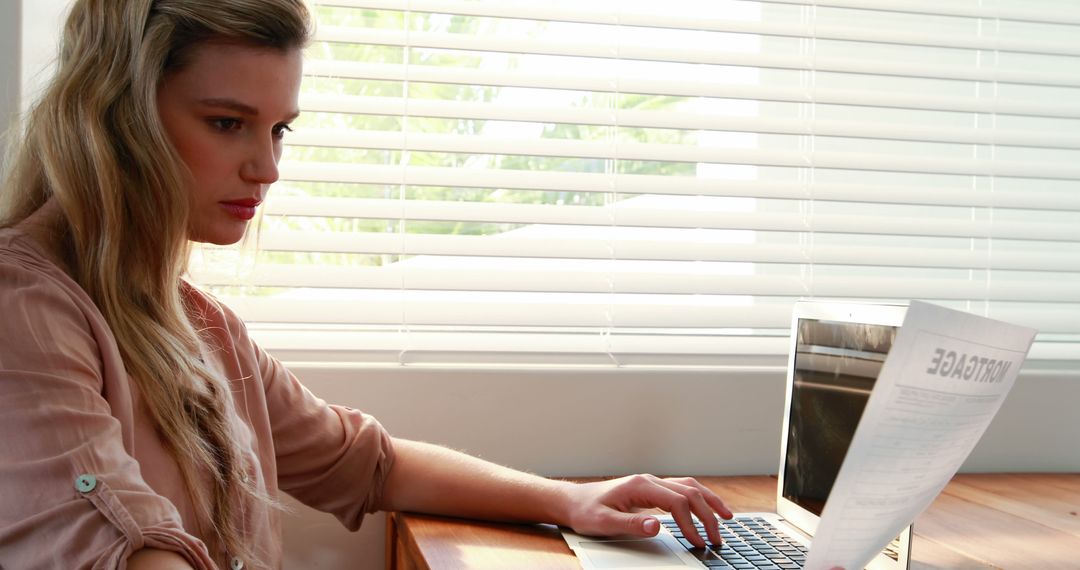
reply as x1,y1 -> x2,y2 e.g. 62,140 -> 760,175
562,300 -> 913,570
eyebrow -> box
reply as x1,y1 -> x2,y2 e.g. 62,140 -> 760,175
198,97 -> 300,121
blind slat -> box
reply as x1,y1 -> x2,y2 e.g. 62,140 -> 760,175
286,129 -> 1080,180
253,231 -> 1080,273
306,60 -> 1080,120
317,0 -> 1080,56
250,327 -> 1074,370
263,196 -> 1080,242
316,26 -> 1080,88
302,94 -> 1080,150
222,295 -> 1079,333
279,163 -> 1080,212
759,0 -> 1080,27
192,265 -> 1080,303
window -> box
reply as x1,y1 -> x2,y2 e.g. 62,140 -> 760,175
189,0 -> 1080,371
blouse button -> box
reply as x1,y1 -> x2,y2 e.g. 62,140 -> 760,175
230,556 -> 244,570
75,474 -> 97,493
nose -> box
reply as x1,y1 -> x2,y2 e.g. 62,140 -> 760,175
241,137 -> 280,185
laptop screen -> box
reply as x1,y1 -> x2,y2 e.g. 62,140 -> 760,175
781,317 -> 897,516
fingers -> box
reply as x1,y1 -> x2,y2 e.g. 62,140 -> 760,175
643,517 -> 660,536
570,474 -> 735,549
615,475 -> 722,547
654,477 -> 725,547
626,475 -> 702,541
610,511 -> 663,538
605,509 -> 660,540
666,476 -> 733,519
659,483 -> 709,547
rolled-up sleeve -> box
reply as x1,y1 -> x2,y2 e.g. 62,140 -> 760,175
239,323 -> 395,531
0,262 -> 216,569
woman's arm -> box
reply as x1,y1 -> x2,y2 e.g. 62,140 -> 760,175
0,261 -> 218,569
377,438 -> 733,547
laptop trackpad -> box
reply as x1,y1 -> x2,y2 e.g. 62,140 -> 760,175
576,538 -> 693,568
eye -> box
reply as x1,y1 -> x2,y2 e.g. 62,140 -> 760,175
272,123 -> 293,139
210,117 -> 242,132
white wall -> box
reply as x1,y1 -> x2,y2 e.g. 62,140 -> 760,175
0,1 -> 21,160
19,0 -> 67,113
280,365 -> 1080,570
0,0 -> 67,161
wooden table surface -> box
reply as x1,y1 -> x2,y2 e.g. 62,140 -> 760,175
386,473 -> 1080,570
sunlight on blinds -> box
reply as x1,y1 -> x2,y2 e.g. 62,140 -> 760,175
188,0 -> 1080,370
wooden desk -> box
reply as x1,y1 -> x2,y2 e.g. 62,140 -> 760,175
386,473 -> 1080,570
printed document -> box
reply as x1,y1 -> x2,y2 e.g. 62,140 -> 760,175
805,301 -> 1037,570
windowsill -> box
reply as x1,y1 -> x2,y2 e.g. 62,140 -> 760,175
253,325 -> 1078,375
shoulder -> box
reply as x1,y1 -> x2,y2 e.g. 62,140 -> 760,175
181,280 -> 250,340
0,228 -> 70,288
180,280 -> 270,378
0,229 -> 104,369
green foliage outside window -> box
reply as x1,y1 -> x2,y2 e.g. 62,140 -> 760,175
259,6 -> 697,270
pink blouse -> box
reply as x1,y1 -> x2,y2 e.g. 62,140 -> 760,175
0,228 -> 396,569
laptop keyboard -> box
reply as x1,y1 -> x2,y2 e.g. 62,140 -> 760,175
659,515 -> 808,569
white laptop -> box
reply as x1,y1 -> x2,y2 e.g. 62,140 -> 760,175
563,300 -> 913,570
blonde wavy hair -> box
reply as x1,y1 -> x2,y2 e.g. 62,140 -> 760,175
0,0 -> 311,564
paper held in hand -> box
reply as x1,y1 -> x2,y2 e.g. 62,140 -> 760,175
804,300 -> 1037,570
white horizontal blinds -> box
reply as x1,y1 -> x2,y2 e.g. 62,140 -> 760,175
188,0 -> 1080,368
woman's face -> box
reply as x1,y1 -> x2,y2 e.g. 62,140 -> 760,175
157,41 -> 302,245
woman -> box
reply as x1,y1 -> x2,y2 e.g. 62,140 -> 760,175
0,1 -> 732,568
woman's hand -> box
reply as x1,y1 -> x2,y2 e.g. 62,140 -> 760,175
561,474 -> 733,547
378,440 -> 733,548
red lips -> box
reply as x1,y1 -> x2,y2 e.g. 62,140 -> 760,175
219,197 -> 262,220
221,197 -> 262,208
